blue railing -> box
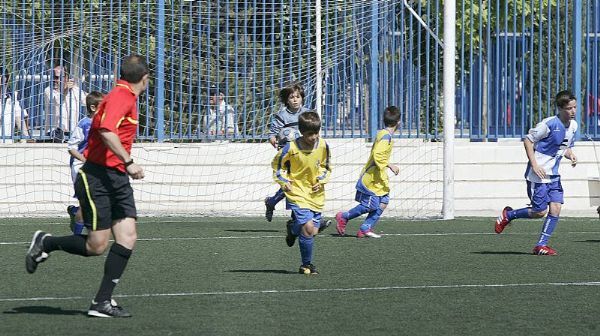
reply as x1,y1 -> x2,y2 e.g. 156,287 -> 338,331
0,1 -> 598,142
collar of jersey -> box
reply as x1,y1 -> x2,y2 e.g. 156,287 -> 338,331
115,80 -> 136,95
294,138 -> 319,151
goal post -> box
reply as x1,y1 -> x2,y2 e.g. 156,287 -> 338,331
0,1 -> 447,219
443,0 -> 456,219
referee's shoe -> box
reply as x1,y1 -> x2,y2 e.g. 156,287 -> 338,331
25,230 -> 51,274
88,300 -> 132,318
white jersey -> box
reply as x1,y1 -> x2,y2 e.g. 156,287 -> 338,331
524,116 -> 577,183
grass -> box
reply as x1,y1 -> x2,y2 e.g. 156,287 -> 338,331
1,216 -> 600,335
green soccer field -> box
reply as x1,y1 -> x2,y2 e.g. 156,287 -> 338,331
2,216 -> 600,335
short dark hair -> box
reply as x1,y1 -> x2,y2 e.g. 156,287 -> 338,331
86,91 -> 104,115
298,111 -> 321,134
383,106 -> 401,127
279,81 -> 305,108
208,84 -> 222,96
120,55 -> 149,83
555,90 -> 576,108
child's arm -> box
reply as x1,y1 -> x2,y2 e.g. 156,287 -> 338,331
269,136 -> 278,148
314,143 -> 332,190
272,144 -> 292,191
564,148 -> 577,167
68,148 -> 86,162
268,113 -> 285,148
67,126 -> 86,162
387,164 -> 399,175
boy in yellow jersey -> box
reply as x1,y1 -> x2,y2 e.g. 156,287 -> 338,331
272,111 -> 330,274
335,106 -> 401,238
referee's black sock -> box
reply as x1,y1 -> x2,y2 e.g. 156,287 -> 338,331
43,235 -> 88,256
94,243 -> 132,303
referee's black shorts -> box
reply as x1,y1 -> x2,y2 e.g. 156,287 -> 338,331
75,161 -> 137,231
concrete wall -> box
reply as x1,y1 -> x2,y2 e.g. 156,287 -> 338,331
1,139 -> 598,218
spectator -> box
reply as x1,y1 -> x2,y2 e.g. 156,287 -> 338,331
43,65 -> 87,138
0,67 -> 30,142
203,85 -> 237,136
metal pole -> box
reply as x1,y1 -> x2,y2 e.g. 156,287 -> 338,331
443,0 -> 456,219
316,0 -> 322,117
573,0 -> 582,140
156,0 -> 166,142
369,1 -> 379,139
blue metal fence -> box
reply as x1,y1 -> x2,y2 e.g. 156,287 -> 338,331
0,1 -> 598,142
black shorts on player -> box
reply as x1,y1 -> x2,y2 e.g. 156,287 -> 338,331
75,161 -> 137,231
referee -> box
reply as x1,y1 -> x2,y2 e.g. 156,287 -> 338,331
25,55 -> 149,318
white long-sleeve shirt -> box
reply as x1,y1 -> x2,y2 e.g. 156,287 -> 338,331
43,85 -> 87,133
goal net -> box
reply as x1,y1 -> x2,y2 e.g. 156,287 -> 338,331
0,1 -> 444,219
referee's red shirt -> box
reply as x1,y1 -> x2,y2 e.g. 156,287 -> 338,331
84,80 -> 139,172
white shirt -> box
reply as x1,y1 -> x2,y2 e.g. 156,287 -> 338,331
43,85 -> 87,133
204,100 -> 237,135
1,90 -> 28,140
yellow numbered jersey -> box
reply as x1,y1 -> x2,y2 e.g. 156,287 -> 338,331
272,138 -> 331,212
357,129 -> 393,196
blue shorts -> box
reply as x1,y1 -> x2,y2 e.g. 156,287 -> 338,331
527,180 -> 563,212
287,203 -> 321,236
355,190 -> 390,211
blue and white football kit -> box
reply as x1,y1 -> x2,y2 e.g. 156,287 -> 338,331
499,115 -> 577,251
66,116 -> 92,235
67,117 -> 93,182
523,116 -> 577,211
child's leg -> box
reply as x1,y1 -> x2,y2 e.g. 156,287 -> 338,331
535,184 -> 563,248
343,204 -> 369,221
536,213 -> 559,246
341,191 -> 373,221
73,207 -> 85,235
517,181 -> 550,220
266,188 -> 285,208
298,220 -> 316,266
264,189 -> 286,222
360,203 -> 387,233
336,192 -> 371,236
506,207 -> 533,220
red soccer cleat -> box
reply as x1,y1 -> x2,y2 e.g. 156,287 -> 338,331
495,206 -> 513,234
532,245 -> 558,256
335,212 -> 347,236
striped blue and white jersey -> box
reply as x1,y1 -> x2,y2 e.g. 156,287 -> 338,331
67,116 -> 92,167
268,106 -> 309,145
524,116 -> 577,183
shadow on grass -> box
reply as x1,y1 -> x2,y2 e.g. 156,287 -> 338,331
471,251 -> 531,255
574,239 -> 600,243
224,229 -> 281,233
3,306 -> 85,316
227,269 -> 297,274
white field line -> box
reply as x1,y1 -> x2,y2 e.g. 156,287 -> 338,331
2,231 -> 600,246
2,281 -> 600,303
0,216 -> 597,227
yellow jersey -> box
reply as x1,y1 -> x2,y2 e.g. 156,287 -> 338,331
272,138 -> 331,212
356,129 -> 393,196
